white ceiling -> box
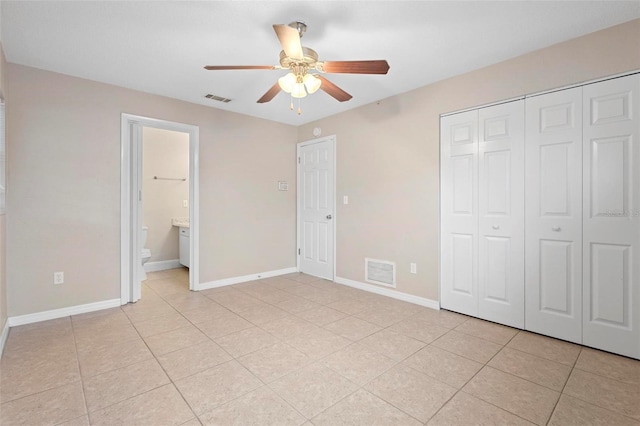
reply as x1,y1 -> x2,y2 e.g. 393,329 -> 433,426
2,1 -> 639,126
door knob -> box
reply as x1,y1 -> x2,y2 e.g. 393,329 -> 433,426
326,214 -> 332,220
552,226 -> 561,232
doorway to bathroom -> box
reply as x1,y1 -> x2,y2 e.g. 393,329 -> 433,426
120,114 -> 199,304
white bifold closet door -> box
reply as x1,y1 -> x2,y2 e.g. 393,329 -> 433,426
525,87 -> 584,343
582,74 -> 640,359
441,110 -> 479,317
478,102 -> 525,328
441,101 -> 525,327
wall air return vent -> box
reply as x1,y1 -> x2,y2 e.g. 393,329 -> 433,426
204,94 -> 232,103
365,258 -> 396,288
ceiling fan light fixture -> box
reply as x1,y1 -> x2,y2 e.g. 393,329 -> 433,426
291,82 -> 307,98
303,73 -> 321,94
278,73 -> 296,93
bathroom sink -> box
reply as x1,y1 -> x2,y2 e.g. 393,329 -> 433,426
171,217 -> 189,228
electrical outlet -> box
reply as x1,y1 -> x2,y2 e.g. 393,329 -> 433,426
410,263 -> 417,274
183,200 -> 188,208
54,271 -> 64,285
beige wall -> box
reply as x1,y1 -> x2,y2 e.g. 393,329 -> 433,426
142,127 -> 189,263
6,65 -> 297,316
0,43 -> 6,334
298,19 -> 640,301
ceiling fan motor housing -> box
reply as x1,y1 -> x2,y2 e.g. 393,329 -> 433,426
279,47 -> 318,69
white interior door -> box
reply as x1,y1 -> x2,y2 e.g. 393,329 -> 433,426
525,87 -> 583,343
478,101 -> 525,328
441,110 -> 479,317
298,136 -> 335,280
582,74 -> 640,359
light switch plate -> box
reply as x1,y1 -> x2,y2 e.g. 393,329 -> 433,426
343,196 -> 349,205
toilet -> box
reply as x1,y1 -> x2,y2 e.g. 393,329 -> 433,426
141,226 -> 151,281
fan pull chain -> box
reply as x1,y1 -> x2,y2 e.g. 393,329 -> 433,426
289,94 -> 294,111
297,97 -> 301,115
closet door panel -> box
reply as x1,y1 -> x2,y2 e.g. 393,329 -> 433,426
583,74 -> 640,359
478,101 -> 525,328
441,110 -> 479,316
525,87 -> 583,343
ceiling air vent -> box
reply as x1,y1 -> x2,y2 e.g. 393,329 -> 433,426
204,94 -> 232,103
365,258 -> 396,288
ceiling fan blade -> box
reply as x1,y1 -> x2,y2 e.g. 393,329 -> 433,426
204,65 -> 277,70
320,60 -> 390,74
257,82 -> 281,103
316,75 -> 352,102
273,24 -> 303,59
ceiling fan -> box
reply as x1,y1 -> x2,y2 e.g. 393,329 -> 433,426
204,21 -> 390,113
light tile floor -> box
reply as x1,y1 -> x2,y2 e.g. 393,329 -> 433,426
1,269 -> 639,425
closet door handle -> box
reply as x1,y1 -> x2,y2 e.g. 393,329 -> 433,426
552,226 -> 561,232
492,225 -> 500,230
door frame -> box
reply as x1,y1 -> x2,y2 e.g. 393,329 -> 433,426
296,135 -> 337,280
120,113 -> 200,304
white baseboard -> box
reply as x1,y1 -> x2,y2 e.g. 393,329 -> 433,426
335,276 -> 440,310
7,299 -> 122,327
145,259 -> 181,272
0,319 -> 9,357
196,267 -> 298,291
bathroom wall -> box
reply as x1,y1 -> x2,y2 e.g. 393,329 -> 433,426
298,18 -> 640,302
142,127 -> 189,264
